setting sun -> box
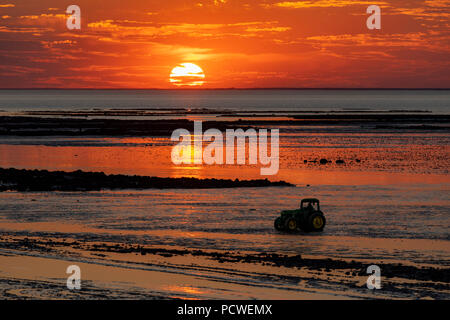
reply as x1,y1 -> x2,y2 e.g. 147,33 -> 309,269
170,63 -> 205,87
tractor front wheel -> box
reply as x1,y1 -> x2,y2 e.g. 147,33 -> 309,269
285,218 -> 298,232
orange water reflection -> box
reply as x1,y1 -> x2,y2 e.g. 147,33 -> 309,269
0,134 -> 449,186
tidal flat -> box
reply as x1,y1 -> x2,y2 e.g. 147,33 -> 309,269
0,109 -> 448,299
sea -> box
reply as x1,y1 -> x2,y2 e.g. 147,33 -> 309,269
0,89 -> 448,299
0,89 -> 449,113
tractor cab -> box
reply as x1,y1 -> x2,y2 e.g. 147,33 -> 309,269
301,198 -> 320,212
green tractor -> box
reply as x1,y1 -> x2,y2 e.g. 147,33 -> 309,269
274,198 -> 326,233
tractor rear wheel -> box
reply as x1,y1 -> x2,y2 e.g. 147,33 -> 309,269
285,218 -> 298,232
308,213 -> 326,232
274,217 -> 283,231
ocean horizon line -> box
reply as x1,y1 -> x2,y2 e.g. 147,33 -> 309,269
0,87 -> 449,91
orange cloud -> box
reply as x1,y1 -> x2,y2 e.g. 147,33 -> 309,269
19,13 -> 66,21
86,20 -> 292,40
0,0 -> 448,88
267,1 -> 388,9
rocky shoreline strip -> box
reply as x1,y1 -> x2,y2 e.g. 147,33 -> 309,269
0,168 -> 294,191
1,114 -> 449,136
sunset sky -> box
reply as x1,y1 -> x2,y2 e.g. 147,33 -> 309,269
0,0 -> 449,88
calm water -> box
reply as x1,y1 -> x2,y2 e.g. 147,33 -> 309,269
0,90 -> 449,298
0,133 -> 449,184
0,89 -> 449,113
1,131 -> 449,266
1,184 -> 449,266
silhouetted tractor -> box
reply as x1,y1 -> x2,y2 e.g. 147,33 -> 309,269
274,198 -> 326,232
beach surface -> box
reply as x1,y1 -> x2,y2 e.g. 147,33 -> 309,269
0,184 -> 449,299
0,99 -> 449,299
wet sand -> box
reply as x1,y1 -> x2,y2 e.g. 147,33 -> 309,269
0,112 -> 448,299
0,183 -> 448,299
0,234 -> 448,299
